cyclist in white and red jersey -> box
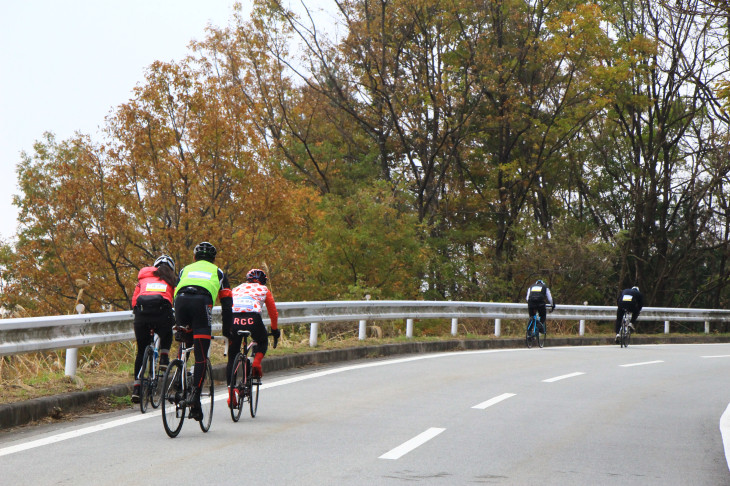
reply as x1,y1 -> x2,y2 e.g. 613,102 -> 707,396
225,268 -> 280,406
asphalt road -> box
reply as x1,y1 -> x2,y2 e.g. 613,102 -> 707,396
1,343 -> 729,485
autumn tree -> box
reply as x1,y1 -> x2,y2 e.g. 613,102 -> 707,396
567,0 -> 730,307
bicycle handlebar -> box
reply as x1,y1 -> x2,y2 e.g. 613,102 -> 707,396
222,329 -> 279,356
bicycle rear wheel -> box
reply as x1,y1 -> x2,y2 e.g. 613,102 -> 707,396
150,356 -> 163,409
139,346 -> 153,413
620,316 -> 630,348
249,375 -> 259,418
230,354 -> 244,422
538,328 -> 546,348
525,320 -> 534,348
199,359 -> 214,432
162,360 -> 185,438
621,325 -> 630,348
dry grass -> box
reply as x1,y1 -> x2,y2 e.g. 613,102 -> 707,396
0,318 -> 620,406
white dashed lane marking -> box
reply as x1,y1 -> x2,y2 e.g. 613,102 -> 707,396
542,372 -> 585,383
472,393 -> 516,410
619,360 -> 664,367
379,427 -> 446,460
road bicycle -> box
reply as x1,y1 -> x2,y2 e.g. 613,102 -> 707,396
137,329 -> 163,413
526,314 -> 546,348
619,312 -> 632,348
228,329 -> 278,422
160,326 -> 215,438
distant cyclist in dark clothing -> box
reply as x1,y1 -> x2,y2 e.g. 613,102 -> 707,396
174,242 -> 233,421
131,255 -> 177,403
526,279 -> 555,334
616,286 -> 643,342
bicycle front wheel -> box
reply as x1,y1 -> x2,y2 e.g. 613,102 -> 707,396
139,346 -> 153,413
162,360 -> 185,438
230,353 -> 244,422
199,359 -> 214,432
525,322 -> 534,349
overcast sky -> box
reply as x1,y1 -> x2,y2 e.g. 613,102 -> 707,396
0,0 -> 245,241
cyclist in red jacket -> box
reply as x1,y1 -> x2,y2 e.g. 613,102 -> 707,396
131,255 -> 177,403
226,268 -> 280,407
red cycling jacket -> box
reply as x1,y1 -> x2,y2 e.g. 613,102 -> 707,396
132,267 -> 175,307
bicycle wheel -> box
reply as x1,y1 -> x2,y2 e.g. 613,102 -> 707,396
229,353 -> 244,422
150,355 -> 163,409
620,316 -> 630,348
525,320 -> 534,349
162,360 -> 185,438
538,327 -> 546,348
199,358 -> 214,432
249,373 -> 259,418
139,346 -> 153,413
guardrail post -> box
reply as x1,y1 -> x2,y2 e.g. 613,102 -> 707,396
65,303 -> 85,377
494,319 -> 501,337
310,322 -> 319,347
579,301 -> 587,336
450,318 -> 458,336
664,320 -> 670,334
406,318 -> 414,338
64,348 -> 78,377
359,320 -> 367,340
705,320 -> 710,334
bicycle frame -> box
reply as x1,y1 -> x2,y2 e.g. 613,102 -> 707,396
526,314 -> 545,348
619,312 -> 632,348
161,327 -> 216,437
136,331 -> 160,382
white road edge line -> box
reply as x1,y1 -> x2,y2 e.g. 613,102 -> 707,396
542,372 -> 585,383
619,360 -> 664,368
472,393 -> 516,410
720,403 -> 730,471
702,355 -> 730,359
379,427 -> 446,460
0,348 -> 521,457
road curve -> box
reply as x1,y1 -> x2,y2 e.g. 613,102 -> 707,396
1,343 -> 729,485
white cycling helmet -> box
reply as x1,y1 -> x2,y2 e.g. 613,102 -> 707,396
153,254 -> 175,272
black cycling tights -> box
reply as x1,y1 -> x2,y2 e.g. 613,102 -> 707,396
192,331 -> 211,390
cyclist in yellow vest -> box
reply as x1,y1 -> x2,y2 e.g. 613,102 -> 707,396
174,242 -> 233,421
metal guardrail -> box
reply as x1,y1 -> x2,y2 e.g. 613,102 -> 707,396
2,301 -> 730,358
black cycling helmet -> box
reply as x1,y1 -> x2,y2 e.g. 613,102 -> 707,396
632,286 -> 639,292
194,241 -> 217,261
536,279 -> 544,285
153,254 -> 175,272
246,268 -> 267,286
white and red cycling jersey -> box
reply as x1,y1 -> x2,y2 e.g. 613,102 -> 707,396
231,281 -> 279,329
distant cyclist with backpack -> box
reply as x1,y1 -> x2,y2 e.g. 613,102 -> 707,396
615,286 -> 643,343
174,242 -> 233,421
526,279 -> 555,335
131,255 -> 177,403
